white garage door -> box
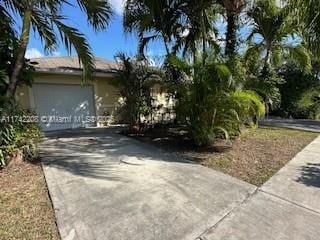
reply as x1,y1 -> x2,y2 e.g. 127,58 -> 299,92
33,84 -> 95,131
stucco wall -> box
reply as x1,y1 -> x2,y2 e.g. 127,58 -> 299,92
15,73 -> 175,125
94,78 -> 120,117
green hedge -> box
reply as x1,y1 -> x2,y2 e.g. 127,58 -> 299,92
0,102 -> 42,167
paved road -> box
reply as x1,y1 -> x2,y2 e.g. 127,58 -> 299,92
41,128 -> 255,240
41,127 -> 320,240
260,118 -> 320,132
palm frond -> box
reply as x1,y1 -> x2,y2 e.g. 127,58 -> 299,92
54,18 -> 95,82
76,0 -> 112,30
287,45 -> 312,72
30,9 -> 57,52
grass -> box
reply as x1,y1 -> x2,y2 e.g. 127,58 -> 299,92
0,158 -> 59,240
130,126 -> 318,186
202,127 -> 318,186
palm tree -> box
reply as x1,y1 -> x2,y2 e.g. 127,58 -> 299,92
112,52 -> 163,132
247,0 -> 311,72
1,0 -> 112,98
124,0 -> 219,64
173,0 -> 219,64
217,0 -> 246,57
124,0 -> 183,57
290,0 -> 320,57
169,54 -> 265,146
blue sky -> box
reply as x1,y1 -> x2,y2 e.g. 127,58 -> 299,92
25,0 -> 166,61
24,1 -> 256,61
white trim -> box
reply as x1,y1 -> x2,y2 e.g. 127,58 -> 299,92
35,69 -> 117,78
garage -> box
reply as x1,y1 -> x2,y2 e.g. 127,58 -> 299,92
32,83 -> 95,131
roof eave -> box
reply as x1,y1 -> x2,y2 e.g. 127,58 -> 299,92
34,68 -> 118,78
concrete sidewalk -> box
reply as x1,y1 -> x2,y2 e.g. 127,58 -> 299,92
200,136 -> 320,240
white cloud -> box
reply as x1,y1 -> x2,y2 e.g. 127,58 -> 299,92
110,0 -> 125,15
25,48 -> 44,58
52,51 -> 61,57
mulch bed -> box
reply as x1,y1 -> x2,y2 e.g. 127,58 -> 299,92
0,156 -> 60,240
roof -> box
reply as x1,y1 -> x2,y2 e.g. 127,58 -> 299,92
30,56 -> 119,76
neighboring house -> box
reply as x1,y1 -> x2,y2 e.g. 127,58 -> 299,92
16,56 -> 120,131
16,56 -> 174,131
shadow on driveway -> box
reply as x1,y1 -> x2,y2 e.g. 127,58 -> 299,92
297,163 -> 320,188
41,127 -> 195,182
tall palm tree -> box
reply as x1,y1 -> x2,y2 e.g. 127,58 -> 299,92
124,0 -> 183,57
1,0 -> 112,98
124,0 -> 219,64
173,0 -> 219,63
217,0 -> 246,57
247,0 -> 311,71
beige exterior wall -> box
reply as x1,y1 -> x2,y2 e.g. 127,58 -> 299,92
16,73 -> 120,125
94,78 -> 119,116
15,73 -> 175,126
16,84 -> 31,109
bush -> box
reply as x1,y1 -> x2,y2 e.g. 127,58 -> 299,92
275,64 -> 320,119
112,53 -> 163,132
171,56 -> 265,146
0,100 -> 42,167
297,88 -> 320,120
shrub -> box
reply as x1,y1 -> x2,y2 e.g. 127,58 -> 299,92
171,56 -> 265,146
275,64 -> 320,119
0,100 -> 42,167
112,53 -> 163,132
297,88 -> 320,120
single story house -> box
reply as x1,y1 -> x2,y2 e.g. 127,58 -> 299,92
16,56 -> 121,131
16,56 -> 173,131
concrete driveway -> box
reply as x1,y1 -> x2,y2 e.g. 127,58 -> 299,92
41,127 -> 255,240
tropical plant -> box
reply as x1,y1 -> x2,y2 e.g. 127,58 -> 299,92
217,0 -> 246,57
112,53 -> 163,132
170,55 -> 265,146
275,63 -> 320,119
124,0 -> 220,63
0,102 -> 42,167
0,7 -> 34,108
0,0 -> 112,98
297,88 -> 320,120
290,0 -> 320,57
247,0 -> 311,72
172,0 -> 219,62
124,0 -> 183,56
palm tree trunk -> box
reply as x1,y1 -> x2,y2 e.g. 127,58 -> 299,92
263,46 -> 271,72
163,37 -> 170,55
225,11 -> 238,57
6,8 -> 32,98
202,10 -> 207,66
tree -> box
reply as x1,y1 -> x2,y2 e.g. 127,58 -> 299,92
0,5 -> 33,106
124,0 -> 183,57
124,0 -> 219,63
170,54 -> 265,146
247,0 -> 311,72
173,0 -> 219,63
217,0 -> 246,57
290,0 -> 320,57
1,0 -> 112,98
112,53 -> 163,132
